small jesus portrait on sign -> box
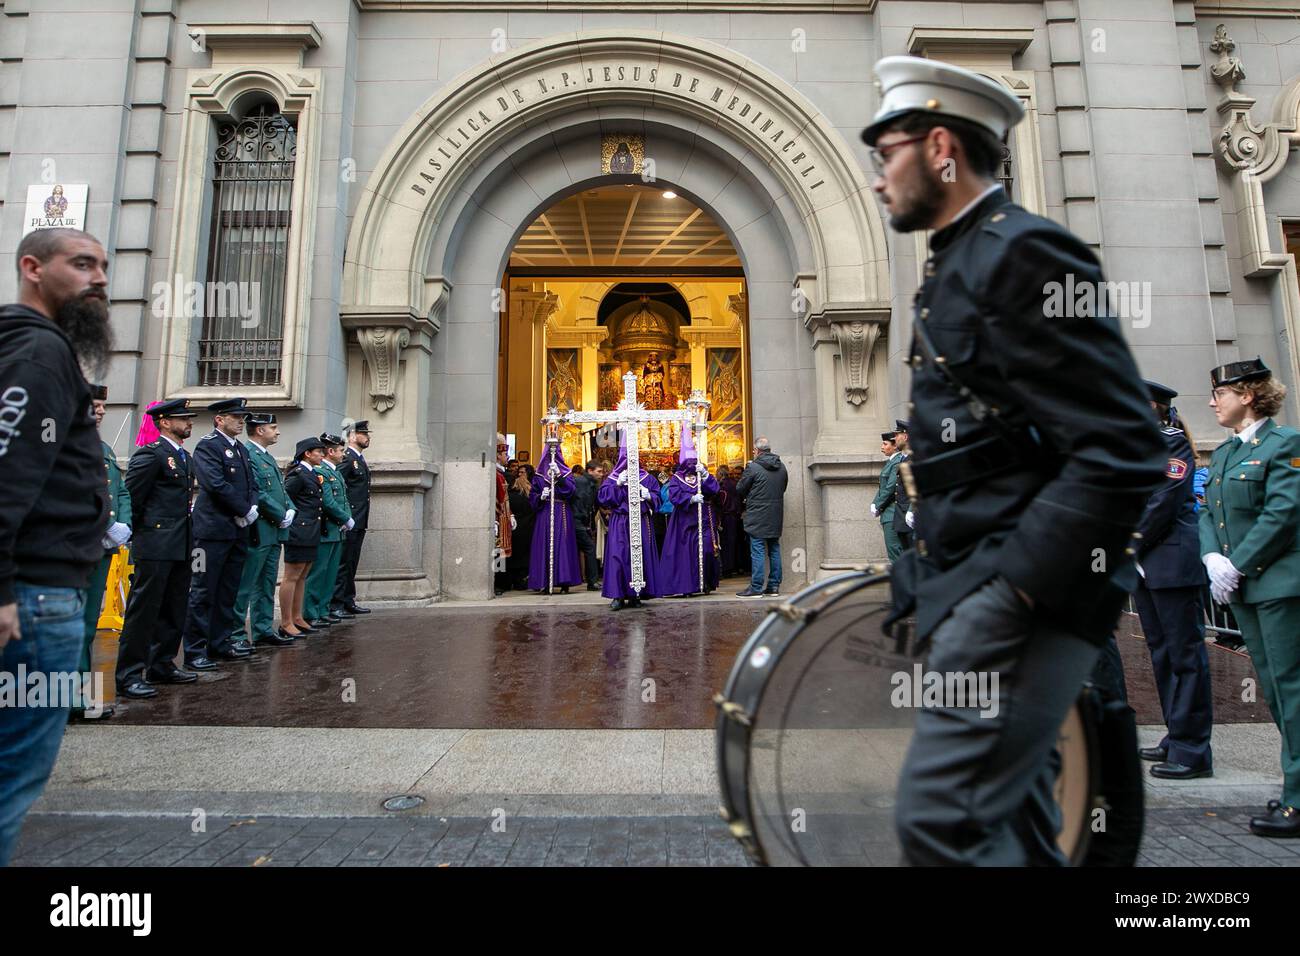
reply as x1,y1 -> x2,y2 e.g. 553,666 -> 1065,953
602,134 -> 644,175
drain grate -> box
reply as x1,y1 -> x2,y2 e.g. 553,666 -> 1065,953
382,794 -> 426,812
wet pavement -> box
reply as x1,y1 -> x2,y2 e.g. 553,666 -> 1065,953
84,603 -> 1268,729
13,806 -> 1300,867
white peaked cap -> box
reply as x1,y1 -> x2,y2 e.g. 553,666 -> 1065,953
862,55 -> 1025,146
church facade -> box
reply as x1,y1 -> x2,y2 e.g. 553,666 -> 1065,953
3,0 -> 1300,601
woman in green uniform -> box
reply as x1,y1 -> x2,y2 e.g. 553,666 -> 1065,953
1200,357 -> 1300,837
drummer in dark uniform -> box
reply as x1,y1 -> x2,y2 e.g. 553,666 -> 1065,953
1133,380 -> 1214,780
114,398 -> 198,698
1199,357 -> 1300,837
863,55 -> 1165,864
181,397 -> 259,666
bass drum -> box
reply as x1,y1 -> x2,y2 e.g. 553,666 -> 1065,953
715,570 -> 1108,866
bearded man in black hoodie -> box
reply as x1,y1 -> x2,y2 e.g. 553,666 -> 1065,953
0,227 -> 113,865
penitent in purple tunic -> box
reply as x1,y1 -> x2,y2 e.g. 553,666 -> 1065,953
597,470 -> 662,599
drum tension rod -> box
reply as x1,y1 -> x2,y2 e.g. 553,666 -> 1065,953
712,693 -> 753,726
774,602 -> 815,623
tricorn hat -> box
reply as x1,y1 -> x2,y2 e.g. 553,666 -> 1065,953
1211,357 -> 1270,388
90,384 -> 108,401
319,432 -> 345,448
881,431 -> 897,442
246,412 -> 277,427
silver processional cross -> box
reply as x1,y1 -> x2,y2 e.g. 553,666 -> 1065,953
563,372 -> 707,594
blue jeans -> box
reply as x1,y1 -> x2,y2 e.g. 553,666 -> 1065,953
0,585 -> 86,866
748,537 -> 782,592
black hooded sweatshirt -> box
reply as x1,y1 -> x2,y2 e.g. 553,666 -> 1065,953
0,303 -> 109,604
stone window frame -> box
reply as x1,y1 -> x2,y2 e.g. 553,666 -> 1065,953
159,27 -> 322,408
904,29 -> 1049,283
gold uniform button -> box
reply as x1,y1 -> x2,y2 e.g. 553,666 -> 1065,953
1215,478 -> 1221,484
1219,522 -> 1225,528
919,307 -> 930,319
1240,473 -> 1246,479
924,261 -> 936,277
990,213 -> 1007,223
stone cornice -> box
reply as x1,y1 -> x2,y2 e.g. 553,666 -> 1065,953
186,22 -> 321,68
1193,2 -> 1300,17
907,27 -> 1035,60
356,0 -> 873,10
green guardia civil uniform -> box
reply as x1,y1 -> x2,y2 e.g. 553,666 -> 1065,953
1199,416 -> 1300,805
873,450 -> 903,563
305,462 -> 352,620
80,441 -> 132,684
231,439 -> 292,644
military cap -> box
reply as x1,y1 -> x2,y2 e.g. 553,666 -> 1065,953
295,436 -> 325,457
207,397 -> 250,416
1211,356 -> 1271,388
895,419 -> 910,433
352,420 -> 370,434
862,55 -> 1026,147
319,432 -> 345,448
89,384 -> 108,401
882,431 -> 897,442
246,412 -> 277,427
1144,380 -> 1178,405
148,398 -> 196,419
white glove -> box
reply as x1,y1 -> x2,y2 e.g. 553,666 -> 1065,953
696,462 -> 707,477
344,518 -> 355,531
280,508 -> 296,529
1204,553 -> 1242,598
234,515 -> 247,528
540,486 -> 551,500
691,493 -> 704,504
509,514 -> 517,530
244,506 -> 259,524
905,509 -> 915,529
870,503 -> 878,517
494,520 -> 499,537
1135,561 -> 1145,580
616,472 -> 629,486
101,521 -> 131,549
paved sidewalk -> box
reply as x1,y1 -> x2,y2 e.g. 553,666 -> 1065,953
11,807 -> 1300,867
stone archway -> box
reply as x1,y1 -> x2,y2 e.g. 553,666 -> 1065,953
341,30 -> 892,601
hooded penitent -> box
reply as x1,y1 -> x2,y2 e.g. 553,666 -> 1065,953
527,441 -> 581,590
597,425 -> 663,598
661,422 -> 721,595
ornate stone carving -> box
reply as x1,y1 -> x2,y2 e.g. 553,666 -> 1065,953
829,318 -> 881,406
1209,24 -> 1246,95
356,326 -> 411,412
1210,24 -> 1283,175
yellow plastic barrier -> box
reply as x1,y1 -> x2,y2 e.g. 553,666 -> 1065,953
97,546 -> 132,631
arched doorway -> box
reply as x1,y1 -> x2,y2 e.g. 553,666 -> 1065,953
340,31 -> 890,602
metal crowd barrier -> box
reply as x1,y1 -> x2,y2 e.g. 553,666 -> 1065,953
1122,590 -> 1243,641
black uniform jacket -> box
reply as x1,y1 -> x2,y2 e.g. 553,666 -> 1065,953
337,447 -> 371,530
283,461 -> 324,549
906,188 -> 1165,642
1134,426 -> 1203,589
127,440 -> 194,562
190,430 -> 258,542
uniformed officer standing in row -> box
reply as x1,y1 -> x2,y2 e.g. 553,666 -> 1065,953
182,398 -> 258,667
1133,380 -> 1214,780
305,434 -> 354,628
871,430 -> 904,562
230,412 -> 296,648
1199,357 -> 1300,837
891,420 -> 913,551
73,384 -> 132,720
864,55 -> 1165,864
114,399 -> 198,699
332,419 -> 373,616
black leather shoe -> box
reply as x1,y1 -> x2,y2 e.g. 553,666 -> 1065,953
209,646 -> 251,661
736,588 -> 763,597
309,618 -> 333,629
1150,761 -> 1213,780
186,657 -> 217,671
763,588 -> 779,596
146,666 -> 198,685
69,704 -> 116,721
332,609 -> 356,620
120,681 -> 157,700
586,584 -> 600,591
327,612 -> 349,623
609,599 -> 624,611
1249,803 -> 1300,837
344,603 -> 371,614
1138,746 -> 1168,762
257,632 -> 295,647
294,625 -> 319,635
232,640 -> 257,654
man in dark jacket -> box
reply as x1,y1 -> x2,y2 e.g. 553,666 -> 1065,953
891,421 -> 913,551
735,437 -> 789,596
865,57 -> 1164,865
332,419 -> 372,615
181,398 -> 258,665
570,459 -> 602,590
1133,381 -> 1213,780
115,398 -> 197,696
0,228 -> 114,865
